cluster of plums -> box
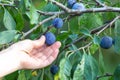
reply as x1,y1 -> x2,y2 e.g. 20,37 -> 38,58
68,0 -> 85,10
44,18 -> 63,75
44,18 -> 63,46
46,0 -> 114,75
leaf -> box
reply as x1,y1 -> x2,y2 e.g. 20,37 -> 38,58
24,0 -> 31,9
89,44 -> 99,54
80,28 -> 92,37
5,71 -> 18,80
68,44 -> 82,65
14,9 -> 24,31
59,58 -> 72,80
93,35 -> 100,45
68,44 -> 82,78
115,19 -> 120,35
114,64 -> 120,80
79,14 -> 103,29
3,8 -> 16,30
0,30 -> 17,45
114,19 -> 120,54
69,17 -> 79,33
26,5 -> 39,24
17,70 -> 26,80
73,53 -> 98,80
99,50 -> 105,74
69,34 -> 78,41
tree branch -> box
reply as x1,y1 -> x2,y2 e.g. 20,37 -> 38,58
37,10 -> 64,16
96,73 -> 113,80
62,16 -> 119,51
93,0 -> 106,7
48,0 -> 70,13
21,15 -> 57,39
0,3 -> 15,7
37,7 -> 120,16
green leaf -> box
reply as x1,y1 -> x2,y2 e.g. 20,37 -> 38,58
5,71 -> 18,80
79,14 -> 103,29
42,3 -> 59,12
69,17 -> 79,33
115,19 -> 120,35
114,19 -> 120,54
80,28 -> 92,37
114,64 -> 120,80
99,50 -> 105,74
14,10 -> 24,31
68,44 -> 82,65
68,44 -> 82,78
93,35 -> 100,45
24,0 -> 31,9
0,30 -> 17,45
59,58 -> 72,80
26,5 -> 39,24
3,8 -> 16,30
69,34 -> 78,41
17,70 -> 26,80
73,53 -> 98,80
89,44 -> 99,54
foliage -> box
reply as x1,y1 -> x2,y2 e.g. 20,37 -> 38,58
0,0 -> 120,80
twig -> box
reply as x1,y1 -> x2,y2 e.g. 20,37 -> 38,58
21,15 -> 57,39
96,73 -> 113,80
37,7 -> 120,16
96,16 -> 120,35
0,3 -> 15,7
37,10 -> 64,16
66,42 -> 92,56
62,18 -> 116,51
93,0 -> 106,7
48,0 -> 70,13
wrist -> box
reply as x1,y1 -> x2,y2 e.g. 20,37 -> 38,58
0,49 -> 22,77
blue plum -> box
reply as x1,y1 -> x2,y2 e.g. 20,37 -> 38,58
68,0 -> 76,7
45,32 -> 56,46
72,3 -> 85,10
100,36 -> 113,49
52,18 -> 63,28
50,65 -> 59,75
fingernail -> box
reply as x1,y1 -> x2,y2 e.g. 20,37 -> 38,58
56,42 -> 61,47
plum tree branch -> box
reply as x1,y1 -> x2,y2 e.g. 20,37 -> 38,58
96,73 -> 113,80
48,0 -> 70,13
37,10 -> 64,16
93,0 -> 106,7
21,15 -> 57,39
62,17 -> 117,51
96,15 -> 120,35
66,42 -> 92,55
0,3 -> 15,7
37,7 -> 120,16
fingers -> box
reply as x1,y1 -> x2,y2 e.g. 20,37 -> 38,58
35,41 -> 61,58
43,49 -> 59,67
51,41 -> 61,50
33,36 -> 46,48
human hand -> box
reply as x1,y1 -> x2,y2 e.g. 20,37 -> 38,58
8,36 -> 61,69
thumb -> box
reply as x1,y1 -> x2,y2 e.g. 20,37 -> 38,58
33,35 -> 46,48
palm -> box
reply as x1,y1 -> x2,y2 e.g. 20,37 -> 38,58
11,36 -> 61,69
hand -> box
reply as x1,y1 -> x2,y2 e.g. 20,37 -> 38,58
8,36 -> 61,69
